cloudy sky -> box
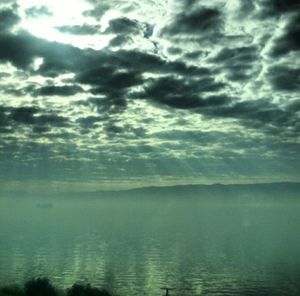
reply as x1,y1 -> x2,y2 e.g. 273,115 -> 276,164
0,0 -> 299,192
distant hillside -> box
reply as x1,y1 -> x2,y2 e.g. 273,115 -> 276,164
1,182 -> 299,199
78,182 -> 300,200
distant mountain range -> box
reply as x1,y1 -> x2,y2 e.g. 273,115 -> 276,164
74,182 -> 300,200
1,182 -> 300,199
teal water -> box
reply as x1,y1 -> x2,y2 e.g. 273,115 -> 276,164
0,196 -> 300,295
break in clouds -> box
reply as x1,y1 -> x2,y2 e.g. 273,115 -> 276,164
0,0 -> 299,190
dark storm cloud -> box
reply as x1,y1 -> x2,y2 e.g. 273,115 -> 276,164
271,14 -> 300,57
0,31 -> 83,74
77,68 -> 142,89
0,106 -> 69,134
71,49 -> 211,102
184,50 -> 208,60
0,7 -> 297,142
9,106 -> 39,124
114,50 -> 211,76
104,124 -> 123,134
56,24 -> 100,35
167,47 -> 183,55
109,35 -> 131,47
33,114 -> 69,128
33,85 -> 84,97
268,66 -> 300,91
162,6 -> 223,39
209,46 -> 259,81
258,0 -> 300,18
0,26 -> 210,94
76,115 -> 103,129
287,100 -> 300,113
139,76 -> 228,109
77,66 -> 142,103
211,46 -> 258,64
0,7 -> 20,32
25,6 -> 53,18
105,17 -> 141,35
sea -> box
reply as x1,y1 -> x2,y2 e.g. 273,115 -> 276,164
0,195 -> 300,296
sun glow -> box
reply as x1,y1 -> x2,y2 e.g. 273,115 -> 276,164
18,0 -> 109,49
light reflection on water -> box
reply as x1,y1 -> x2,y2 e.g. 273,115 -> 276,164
0,196 -> 300,295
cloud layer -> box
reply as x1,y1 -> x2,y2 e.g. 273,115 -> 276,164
0,0 -> 299,190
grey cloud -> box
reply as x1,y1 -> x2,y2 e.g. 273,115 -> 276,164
0,33 -> 36,68
0,106 -> 11,129
87,96 -> 127,114
56,24 -> 100,35
161,7 -> 223,38
76,115 -> 103,129
258,0 -> 300,18
268,66 -> 300,91
109,35 -> 131,47
104,124 -> 123,135
0,0 -> 17,5
287,100 -> 300,112
143,23 -> 154,39
25,6 -> 52,18
236,0 -> 255,19
152,130 -> 227,143
184,50 -> 208,60
139,76 -> 229,109
105,17 -> 141,35
0,8 -> 20,32
82,2 -> 111,19
203,99 -> 298,136
0,106 -> 69,134
210,46 -> 260,81
211,46 -> 258,64
1,84 -> 36,97
77,67 -> 142,102
76,97 -> 127,118
34,114 -> 69,128
9,106 -> 39,124
103,122 -> 146,140
0,31 -> 84,74
0,27 -> 210,93
0,26 -> 213,106
0,13 -> 296,143
271,14 -> 300,57
167,47 -> 183,55
33,85 -> 84,97
72,49 -> 211,103
114,50 -> 211,76
83,1 -> 137,20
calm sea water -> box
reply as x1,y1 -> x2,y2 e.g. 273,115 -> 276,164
0,196 -> 300,296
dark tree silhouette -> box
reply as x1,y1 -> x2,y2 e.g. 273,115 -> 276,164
0,285 -> 23,296
67,283 -> 111,296
24,278 -> 57,296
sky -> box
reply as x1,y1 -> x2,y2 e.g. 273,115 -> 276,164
0,0 -> 299,192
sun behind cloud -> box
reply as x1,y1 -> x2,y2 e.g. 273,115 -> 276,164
17,0 -> 108,48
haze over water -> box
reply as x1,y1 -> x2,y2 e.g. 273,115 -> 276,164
1,194 -> 300,296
